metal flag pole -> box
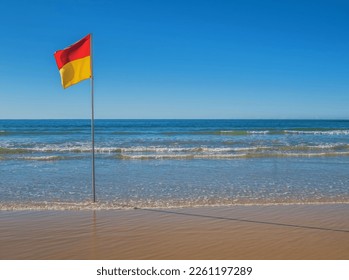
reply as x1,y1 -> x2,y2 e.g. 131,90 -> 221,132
90,33 -> 96,203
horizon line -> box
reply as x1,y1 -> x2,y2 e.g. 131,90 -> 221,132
1,118 -> 349,121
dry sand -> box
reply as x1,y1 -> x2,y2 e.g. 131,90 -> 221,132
0,204 -> 348,259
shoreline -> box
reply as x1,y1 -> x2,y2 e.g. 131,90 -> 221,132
1,204 -> 348,260
1,200 -> 349,211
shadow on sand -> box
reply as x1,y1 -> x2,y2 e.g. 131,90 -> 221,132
135,207 -> 349,234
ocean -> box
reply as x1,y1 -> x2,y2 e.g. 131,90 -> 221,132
1,119 -> 348,209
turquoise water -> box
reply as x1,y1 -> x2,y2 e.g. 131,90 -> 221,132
1,119 -> 348,209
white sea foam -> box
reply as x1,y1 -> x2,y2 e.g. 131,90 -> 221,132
284,130 -> 349,135
119,151 -> 349,160
247,130 -> 270,134
23,146 -> 249,154
119,153 -> 248,160
22,156 -> 67,161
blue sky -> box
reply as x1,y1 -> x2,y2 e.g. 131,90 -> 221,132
0,0 -> 348,119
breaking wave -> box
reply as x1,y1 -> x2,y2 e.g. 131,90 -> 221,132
1,143 -> 349,160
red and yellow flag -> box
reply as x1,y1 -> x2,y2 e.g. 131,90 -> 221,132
54,34 -> 92,89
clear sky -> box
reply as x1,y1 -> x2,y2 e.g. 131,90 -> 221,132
1,0 -> 348,119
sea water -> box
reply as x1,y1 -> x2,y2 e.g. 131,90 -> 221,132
0,119 -> 348,209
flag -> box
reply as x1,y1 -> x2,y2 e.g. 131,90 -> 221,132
54,34 -> 92,89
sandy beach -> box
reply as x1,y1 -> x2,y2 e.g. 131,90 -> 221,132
0,203 -> 348,260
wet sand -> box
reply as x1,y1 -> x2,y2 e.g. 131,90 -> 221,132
0,204 -> 348,259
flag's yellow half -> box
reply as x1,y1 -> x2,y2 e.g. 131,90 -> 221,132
58,56 -> 91,89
